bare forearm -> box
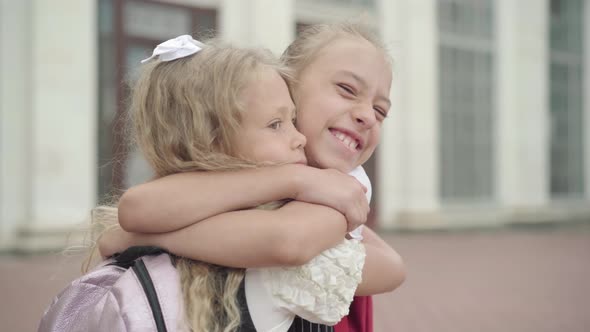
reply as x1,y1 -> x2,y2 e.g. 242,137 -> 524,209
119,201 -> 348,268
355,228 -> 406,296
118,165 -> 304,233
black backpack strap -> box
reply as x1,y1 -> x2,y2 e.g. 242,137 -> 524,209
109,246 -> 168,332
237,278 -> 257,332
133,257 -> 168,332
109,246 -> 168,269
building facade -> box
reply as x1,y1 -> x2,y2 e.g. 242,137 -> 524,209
1,0 -> 589,251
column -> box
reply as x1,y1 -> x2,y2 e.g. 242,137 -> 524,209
496,0 -> 549,210
377,0 -> 439,229
375,0 -> 404,229
20,0 -> 98,250
585,0 -> 590,200
0,1 -> 32,250
220,0 -> 294,55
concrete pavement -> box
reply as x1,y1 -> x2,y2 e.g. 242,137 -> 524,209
2,223 -> 589,332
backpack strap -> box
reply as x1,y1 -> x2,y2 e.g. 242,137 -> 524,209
110,246 -> 168,268
110,246 -> 169,332
133,257 -> 168,332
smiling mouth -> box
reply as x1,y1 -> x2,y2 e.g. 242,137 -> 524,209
329,129 -> 361,151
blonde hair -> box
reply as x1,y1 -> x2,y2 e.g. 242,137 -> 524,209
90,40 -> 291,332
282,21 -> 389,89
132,42 -> 291,175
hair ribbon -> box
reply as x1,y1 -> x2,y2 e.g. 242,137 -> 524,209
141,35 -> 205,63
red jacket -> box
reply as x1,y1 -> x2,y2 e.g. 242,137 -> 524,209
334,296 -> 373,332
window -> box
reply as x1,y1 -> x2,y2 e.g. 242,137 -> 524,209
549,0 -> 585,197
438,0 -> 495,202
98,0 -> 217,197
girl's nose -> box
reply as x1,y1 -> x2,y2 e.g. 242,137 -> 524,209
292,129 -> 307,150
353,104 -> 377,128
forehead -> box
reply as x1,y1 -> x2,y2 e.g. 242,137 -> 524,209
240,67 -> 294,118
303,37 -> 392,89
243,67 -> 287,97
315,37 -> 388,65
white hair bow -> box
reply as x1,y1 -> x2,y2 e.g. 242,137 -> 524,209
141,35 -> 205,63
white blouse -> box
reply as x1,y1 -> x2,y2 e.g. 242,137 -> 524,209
245,166 -> 372,332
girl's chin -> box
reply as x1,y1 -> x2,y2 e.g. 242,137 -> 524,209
315,158 -> 357,173
307,147 -> 360,172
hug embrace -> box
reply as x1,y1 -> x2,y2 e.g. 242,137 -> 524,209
39,21 -> 406,332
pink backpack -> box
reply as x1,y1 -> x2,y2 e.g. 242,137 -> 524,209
38,247 -> 187,332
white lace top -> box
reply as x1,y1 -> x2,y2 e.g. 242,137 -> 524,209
245,166 -> 371,332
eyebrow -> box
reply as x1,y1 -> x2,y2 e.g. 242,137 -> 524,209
276,106 -> 297,117
338,70 -> 391,109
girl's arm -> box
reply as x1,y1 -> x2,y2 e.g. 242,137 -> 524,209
355,227 -> 406,295
102,204 -> 406,295
119,164 -> 368,233
101,200 -> 348,267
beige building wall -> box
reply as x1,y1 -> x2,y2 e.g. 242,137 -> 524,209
1,0 -> 97,250
1,1 -> 32,249
376,0 -> 590,229
377,0 -> 440,228
585,0 -> 590,209
0,0 -> 588,251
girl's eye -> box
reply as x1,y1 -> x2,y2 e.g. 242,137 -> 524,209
337,83 -> 355,95
269,120 -> 282,130
374,107 -> 388,121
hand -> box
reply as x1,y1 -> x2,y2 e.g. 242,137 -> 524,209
293,166 -> 369,231
97,225 -> 136,259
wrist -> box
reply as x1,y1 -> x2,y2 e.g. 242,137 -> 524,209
284,164 -> 309,200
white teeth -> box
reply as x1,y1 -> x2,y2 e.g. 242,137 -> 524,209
343,136 -> 352,146
333,130 -> 359,151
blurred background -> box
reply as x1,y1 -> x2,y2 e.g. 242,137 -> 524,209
0,0 -> 589,331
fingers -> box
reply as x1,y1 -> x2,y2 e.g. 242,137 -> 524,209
348,181 -> 370,231
297,168 -> 370,228
345,197 -> 369,232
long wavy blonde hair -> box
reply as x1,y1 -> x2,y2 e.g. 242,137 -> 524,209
90,40 -> 291,332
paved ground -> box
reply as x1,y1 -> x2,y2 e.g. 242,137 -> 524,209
2,222 -> 589,332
